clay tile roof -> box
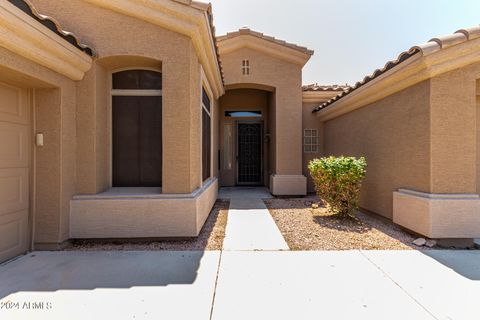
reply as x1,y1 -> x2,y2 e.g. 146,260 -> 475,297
8,0 -> 95,57
302,83 -> 351,92
313,25 -> 480,113
217,27 -> 314,55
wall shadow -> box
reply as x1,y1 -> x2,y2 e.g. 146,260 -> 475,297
421,250 -> 480,281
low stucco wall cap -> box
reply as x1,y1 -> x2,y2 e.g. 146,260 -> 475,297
313,24 -> 480,113
8,0 -> 95,56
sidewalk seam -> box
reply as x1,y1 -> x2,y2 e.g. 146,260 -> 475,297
359,250 -> 439,320
208,249 -> 223,320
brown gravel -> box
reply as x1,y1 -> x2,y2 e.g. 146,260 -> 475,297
65,200 -> 229,251
264,196 -> 422,250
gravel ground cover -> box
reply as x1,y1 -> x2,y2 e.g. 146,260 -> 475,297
65,200 -> 229,251
264,196 -> 420,250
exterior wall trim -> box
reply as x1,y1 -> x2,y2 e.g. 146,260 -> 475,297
0,1 -> 92,80
84,0 -> 224,98
316,37 -> 480,121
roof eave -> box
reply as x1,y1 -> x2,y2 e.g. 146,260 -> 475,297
0,0 -> 93,80
218,34 -> 313,66
315,35 -> 480,121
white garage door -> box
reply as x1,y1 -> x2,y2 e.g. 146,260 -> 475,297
0,82 -> 31,263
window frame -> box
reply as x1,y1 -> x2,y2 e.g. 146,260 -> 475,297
303,129 -> 319,153
202,86 -> 212,182
109,68 -> 163,188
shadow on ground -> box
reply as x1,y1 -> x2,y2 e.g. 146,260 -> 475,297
0,250 -> 215,299
421,250 -> 480,281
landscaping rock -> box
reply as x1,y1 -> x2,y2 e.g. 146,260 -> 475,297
413,238 -> 427,247
311,203 -> 319,209
425,240 -> 437,248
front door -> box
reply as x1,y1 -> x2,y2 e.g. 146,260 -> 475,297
237,122 -> 263,185
112,96 -> 162,187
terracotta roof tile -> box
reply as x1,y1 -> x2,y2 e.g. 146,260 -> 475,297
303,84 -> 350,92
8,0 -> 95,56
217,27 -> 314,55
313,25 -> 480,113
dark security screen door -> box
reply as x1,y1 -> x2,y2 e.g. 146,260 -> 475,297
112,96 -> 162,187
237,123 -> 262,185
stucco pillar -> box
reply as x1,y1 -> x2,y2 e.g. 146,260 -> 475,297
35,83 -> 77,247
75,64 -> 109,195
162,45 -> 202,194
429,69 -> 477,194
270,87 -> 307,195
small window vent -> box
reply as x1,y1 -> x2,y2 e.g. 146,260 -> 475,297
242,59 -> 250,75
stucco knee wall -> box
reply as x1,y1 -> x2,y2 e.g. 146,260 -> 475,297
69,178 -> 218,239
270,174 -> 307,196
393,189 -> 480,238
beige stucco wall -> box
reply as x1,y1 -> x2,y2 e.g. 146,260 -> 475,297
323,81 -> 431,218
0,46 -> 77,245
220,47 -> 304,177
31,0 -> 206,195
429,64 -> 479,194
0,0 -> 223,247
477,87 -> 480,194
70,178 -> 218,238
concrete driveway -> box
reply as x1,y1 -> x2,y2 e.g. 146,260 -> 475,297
0,250 -> 479,320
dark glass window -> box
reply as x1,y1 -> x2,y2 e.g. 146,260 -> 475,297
113,70 -> 162,90
202,109 -> 211,181
202,88 -> 211,113
225,111 -> 262,118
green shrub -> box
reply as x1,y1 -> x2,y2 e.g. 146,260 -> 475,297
308,156 -> 367,218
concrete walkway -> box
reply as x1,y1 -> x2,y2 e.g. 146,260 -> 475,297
219,187 -> 289,251
1,250 -> 479,320
0,188 -> 478,319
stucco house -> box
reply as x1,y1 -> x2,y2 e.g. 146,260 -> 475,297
0,0 -> 479,263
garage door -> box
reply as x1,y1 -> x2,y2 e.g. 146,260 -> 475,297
0,82 -> 30,263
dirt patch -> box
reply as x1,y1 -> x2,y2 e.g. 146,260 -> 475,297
264,196 -> 421,250
65,200 -> 229,251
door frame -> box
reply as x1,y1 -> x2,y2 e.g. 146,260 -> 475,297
235,120 -> 264,186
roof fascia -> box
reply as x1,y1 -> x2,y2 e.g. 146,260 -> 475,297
316,37 -> 480,121
218,35 -> 312,66
0,1 -> 92,80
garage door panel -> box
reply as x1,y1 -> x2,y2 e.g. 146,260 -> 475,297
0,83 -> 30,125
0,168 -> 29,215
0,210 -> 28,261
0,122 -> 30,168
0,82 -> 30,264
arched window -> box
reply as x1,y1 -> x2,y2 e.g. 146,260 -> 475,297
111,70 -> 162,187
